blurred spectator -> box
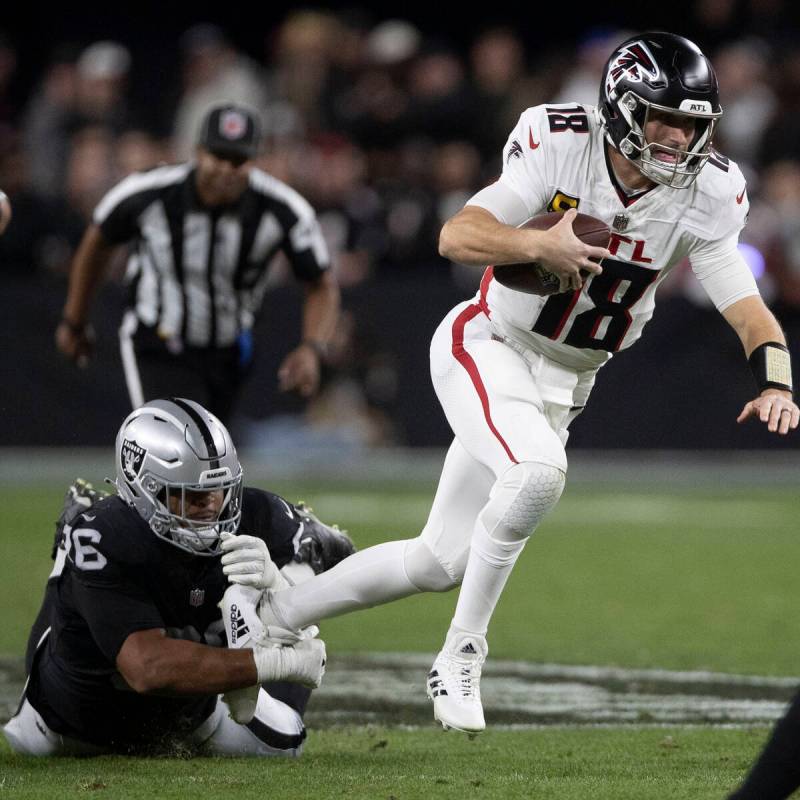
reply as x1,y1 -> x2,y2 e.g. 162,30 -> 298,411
21,47 -> 78,199
745,160 -> 800,311
433,140 -> 484,292
302,134 -> 383,287
64,126 -> 116,222
469,28 -> 537,159
172,24 -> 266,159
338,19 -> 420,149
554,28 -> 627,107
405,40 -> 474,144
687,0 -> 741,50
0,32 -> 18,125
0,131 -> 54,274
265,11 -> 338,135
758,46 -> 800,167
113,130 -> 166,179
74,41 -> 134,133
714,38 -> 777,177
375,138 -> 443,274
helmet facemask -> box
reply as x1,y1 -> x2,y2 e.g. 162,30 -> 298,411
613,90 -> 721,189
114,398 -> 244,557
144,469 -> 243,556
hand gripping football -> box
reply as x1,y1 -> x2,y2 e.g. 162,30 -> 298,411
492,211 -> 610,295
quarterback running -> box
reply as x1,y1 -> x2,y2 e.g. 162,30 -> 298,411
220,32 -> 799,734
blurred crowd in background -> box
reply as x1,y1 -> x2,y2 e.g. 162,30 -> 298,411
2,3 -> 800,449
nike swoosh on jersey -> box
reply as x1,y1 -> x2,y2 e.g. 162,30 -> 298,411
529,128 -> 540,149
736,187 -> 746,204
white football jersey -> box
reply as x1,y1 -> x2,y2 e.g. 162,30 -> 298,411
468,103 -> 757,370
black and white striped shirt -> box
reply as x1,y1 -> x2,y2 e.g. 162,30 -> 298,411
94,163 -> 329,348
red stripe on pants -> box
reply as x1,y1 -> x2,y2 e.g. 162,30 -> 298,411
451,303 -> 518,465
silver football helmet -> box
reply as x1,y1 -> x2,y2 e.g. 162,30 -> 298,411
115,398 -> 243,556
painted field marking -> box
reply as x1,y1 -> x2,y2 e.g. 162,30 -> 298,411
2,654 -> 795,730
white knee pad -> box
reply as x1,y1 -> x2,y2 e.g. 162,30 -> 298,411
403,538 -> 459,593
480,461 -> 565,544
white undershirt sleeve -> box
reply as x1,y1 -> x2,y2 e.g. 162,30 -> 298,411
466,181 -> 532,227
688,233 -> 760,312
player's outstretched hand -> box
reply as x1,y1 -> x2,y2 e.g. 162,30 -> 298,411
737,390 -> 799,435
277,343 -> 321,397
539,208 -> 610,293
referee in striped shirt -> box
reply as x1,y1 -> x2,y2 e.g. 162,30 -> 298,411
56,104 -> 339,423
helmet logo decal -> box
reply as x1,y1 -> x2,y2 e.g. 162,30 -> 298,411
606,41 -> 660,96
121,439 -> 146,482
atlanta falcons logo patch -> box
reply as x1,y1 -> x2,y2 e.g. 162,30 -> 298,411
506,139 -> 523,163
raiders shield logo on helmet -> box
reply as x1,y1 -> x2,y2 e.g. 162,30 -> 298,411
120,439 -> 146,482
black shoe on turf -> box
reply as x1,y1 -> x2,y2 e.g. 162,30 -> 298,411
292,502 -> 356,574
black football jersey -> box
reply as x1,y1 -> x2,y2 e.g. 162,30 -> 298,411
26,487 -> 303,750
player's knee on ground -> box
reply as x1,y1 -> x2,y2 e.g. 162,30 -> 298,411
480,461 -> 565,544
403,537 -> 459,592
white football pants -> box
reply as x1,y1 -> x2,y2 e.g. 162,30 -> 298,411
269,299 -> 595,635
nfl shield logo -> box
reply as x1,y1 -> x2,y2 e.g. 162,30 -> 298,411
612,213 -> 629,232
220,110 -> 246,140
189,588 -> 205,607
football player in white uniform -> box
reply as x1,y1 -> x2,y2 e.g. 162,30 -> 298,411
221,32 -> 799,734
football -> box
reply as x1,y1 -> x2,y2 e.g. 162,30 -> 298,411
492,211 -> 611,295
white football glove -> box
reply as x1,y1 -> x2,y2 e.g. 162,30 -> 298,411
252,638 -> 327,689
219,584 -> 322,723
220,533 -> 290,591
219,583 -> 265,723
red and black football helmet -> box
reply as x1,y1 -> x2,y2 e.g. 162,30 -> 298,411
598,32 -> 722,189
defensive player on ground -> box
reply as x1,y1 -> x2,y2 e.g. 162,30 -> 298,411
221,32 -> 799,734
3,398 -> 353,757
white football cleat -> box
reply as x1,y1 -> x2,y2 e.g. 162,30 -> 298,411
426,631 -> 488,733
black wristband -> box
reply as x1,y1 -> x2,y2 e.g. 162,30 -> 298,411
749,341 -> 793,394
302,339 -> 327,359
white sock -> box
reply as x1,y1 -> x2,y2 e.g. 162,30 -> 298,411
450,517 -> 528,637
270,539 -> 420,630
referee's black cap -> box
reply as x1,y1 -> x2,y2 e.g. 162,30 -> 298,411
198,104 -> 260,161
